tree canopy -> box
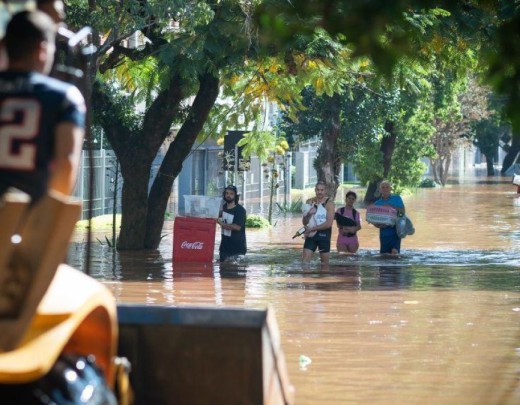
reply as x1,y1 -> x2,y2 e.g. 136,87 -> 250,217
2,0 -> 516,251
255,0 -> 520,133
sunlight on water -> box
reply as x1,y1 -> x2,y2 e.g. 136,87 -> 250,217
67,178 -> 520,404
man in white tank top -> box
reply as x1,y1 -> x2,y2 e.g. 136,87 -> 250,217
302,181 -> 335,267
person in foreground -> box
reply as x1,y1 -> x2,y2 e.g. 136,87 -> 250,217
0,11 -> 127,404
302,181 -> 335,266
373,180 -> 405,256
335,190 -> 362,255
218,185 -> 247,262
0,10 -> 85,201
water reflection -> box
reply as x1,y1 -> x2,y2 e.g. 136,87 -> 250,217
66,179 -> 520,404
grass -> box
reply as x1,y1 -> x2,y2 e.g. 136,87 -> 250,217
75,214 -> 121,231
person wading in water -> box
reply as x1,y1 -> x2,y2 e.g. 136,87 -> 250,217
301,181 -> 335,267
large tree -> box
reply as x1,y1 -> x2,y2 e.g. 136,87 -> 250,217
211,28 -> 371,199
60,0 -> 520,250
66,0 -> 257,249
256,1 -> 520,134
275,5 -> 485,200
473,117 -> 509,176
429,76 -> 491,185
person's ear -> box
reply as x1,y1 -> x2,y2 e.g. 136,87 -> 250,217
39,41 -> 55,74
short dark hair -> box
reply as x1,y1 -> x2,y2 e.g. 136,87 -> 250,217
5,11 -> 56,61
346,190 -> 357,199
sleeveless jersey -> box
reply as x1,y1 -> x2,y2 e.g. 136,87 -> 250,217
0,71 -> 85,201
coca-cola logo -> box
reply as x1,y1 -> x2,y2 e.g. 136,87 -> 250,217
181,241 -> 204,250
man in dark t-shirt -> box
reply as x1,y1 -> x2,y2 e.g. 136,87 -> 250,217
217,185 -> 247,262
0,10 -> 85,202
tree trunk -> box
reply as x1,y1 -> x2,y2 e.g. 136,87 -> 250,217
144,72 -> 220,249
430,158 -> 440,184
501,134 -> 520,175
484,153 -> 495,176
315,93 -> 341,200
92,78 -> 183,250
363,180 -> 380,205
381,120 -> 397,177
441,154 -> 451,185
363,120 -> 397,204
430,154 -> 451,186
117,159 -> 152,249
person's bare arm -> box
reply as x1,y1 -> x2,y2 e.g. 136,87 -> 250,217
48,122 -> 84,196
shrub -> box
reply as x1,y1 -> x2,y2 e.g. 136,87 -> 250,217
246,214 -> 270,228
419,178 -> 437,188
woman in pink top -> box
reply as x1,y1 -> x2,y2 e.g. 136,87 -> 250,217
335,191 -> 362,255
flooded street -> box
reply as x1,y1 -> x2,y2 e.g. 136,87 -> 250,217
67,178 -> 520,404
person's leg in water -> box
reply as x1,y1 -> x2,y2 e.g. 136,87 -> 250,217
319,251 -> 330,268
317,237 -> 331,267
380,234 -> 401,256
337,237 -> 359,256
302,236 -> 318,263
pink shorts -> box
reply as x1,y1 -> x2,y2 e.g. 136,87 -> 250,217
336,233 -> 358,247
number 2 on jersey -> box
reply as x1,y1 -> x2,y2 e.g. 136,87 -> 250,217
0,98 -> 40,170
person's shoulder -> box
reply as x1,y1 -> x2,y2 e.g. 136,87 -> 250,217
232,203 -> 246,214
305,198 -> 314,204
32,73 -> 84,102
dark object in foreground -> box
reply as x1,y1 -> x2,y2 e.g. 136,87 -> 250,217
117,305 -> 295,405
0,354 -> 116,405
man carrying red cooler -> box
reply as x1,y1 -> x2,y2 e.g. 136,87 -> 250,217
217,185 -> 247,262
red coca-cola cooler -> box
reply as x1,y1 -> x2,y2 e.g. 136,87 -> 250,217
173,216 -> 216,263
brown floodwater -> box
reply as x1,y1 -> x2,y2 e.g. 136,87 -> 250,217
67,177 -> 520,404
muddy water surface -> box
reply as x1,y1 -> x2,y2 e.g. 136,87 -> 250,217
68,178 -> 520,404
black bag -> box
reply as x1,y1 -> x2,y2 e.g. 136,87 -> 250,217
335,207 -> 358,237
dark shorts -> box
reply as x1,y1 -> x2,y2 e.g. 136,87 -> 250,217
380,232 -> 401,254
303,231 -> 331,254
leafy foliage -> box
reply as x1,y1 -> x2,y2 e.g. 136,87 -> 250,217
255,1 -> 520,134
245,214 -> 270,228
276,198 -> 303,214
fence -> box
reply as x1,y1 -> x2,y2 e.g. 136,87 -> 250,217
74,149 -> 121,220
73,144 -> 318,220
